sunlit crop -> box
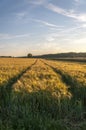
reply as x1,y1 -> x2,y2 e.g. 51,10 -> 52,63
0,58 -> 35,86
44,59 -> 86,85
0,58 -> 86,130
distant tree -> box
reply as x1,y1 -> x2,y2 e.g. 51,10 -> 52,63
27,53 -> 32,58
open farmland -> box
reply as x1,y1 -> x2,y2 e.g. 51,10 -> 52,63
0,58 -> 86,130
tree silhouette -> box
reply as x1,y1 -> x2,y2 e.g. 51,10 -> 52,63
27,53 -> 32,58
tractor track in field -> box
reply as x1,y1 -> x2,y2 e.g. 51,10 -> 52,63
42,59 -> 86,110
0,59 -> 38,116
41,60 -> 82,98
0,59 -> 38,96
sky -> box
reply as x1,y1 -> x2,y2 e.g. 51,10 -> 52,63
0,0 -> 86,56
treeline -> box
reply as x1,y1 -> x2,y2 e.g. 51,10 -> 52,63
0,52 -> 86,59
0,56 -> 13,58
34,52 -> 86,59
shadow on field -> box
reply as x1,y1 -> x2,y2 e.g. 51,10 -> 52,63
43,61 -> 86,110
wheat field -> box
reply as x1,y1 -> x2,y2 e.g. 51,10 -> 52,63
0,58 -> 86,130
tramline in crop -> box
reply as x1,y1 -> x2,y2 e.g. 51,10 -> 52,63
0,58 -> 36,86
0,58 -> 86,130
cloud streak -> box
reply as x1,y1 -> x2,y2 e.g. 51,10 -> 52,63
15,12 -> 27,20
0,33 -> 30,40
33,19 -> 64,28
47,3 -> 86,22
28,0 -> 46,5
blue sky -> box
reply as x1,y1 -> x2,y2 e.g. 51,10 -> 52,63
0,0 -> 86,56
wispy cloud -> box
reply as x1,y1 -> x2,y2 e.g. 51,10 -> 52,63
0,33 -> 30,40
74,0 -> 83,4
28,0 -> 46,5
74,0 -> 81,3
59,24 -> 86,34
33,19 -> 64,28
44,22 -> 86,43
15,12 -> 27,20
47,3 -> 86,22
